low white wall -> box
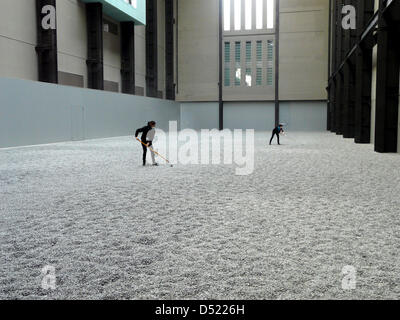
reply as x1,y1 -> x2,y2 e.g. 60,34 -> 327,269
280,101 -> 327,131
224,102 -> 276,131
180,101 -> 327,132
0,77 -> 180,148
180,102 -> 219,130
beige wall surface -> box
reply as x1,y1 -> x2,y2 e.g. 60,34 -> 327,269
103,16 -> 122,91
279,0 -> 329,100
0,0 -> 37,81
0,0 -> 163,98
176,0 -> 329,102
176,0 -> 219,102
134,25 -> 146,94
57,0 -> 88,87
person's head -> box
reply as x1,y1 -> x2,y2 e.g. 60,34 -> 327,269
148,121 -> 156,128
279,124 -> 284,127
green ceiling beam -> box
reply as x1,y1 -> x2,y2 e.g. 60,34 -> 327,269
80,0 -> 145,25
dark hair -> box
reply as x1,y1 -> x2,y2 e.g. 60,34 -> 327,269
148,121 -> 156,126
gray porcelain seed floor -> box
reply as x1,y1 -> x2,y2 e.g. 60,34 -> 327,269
0,132 -> 399,299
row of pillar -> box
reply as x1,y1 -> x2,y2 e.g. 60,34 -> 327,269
35,0 -> 175,100
328,0 -> 400,153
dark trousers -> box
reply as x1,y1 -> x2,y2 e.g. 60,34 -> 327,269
270,130 -> 280,145
141,141 -> 152,164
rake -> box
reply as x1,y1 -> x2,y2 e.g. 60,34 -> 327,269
136,138 -> 173,167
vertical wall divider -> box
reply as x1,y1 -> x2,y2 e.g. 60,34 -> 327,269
165,0 -> 175,100
121,21 -> 136,95
146,0 -> 158,98
35,0 -> 58,84
86,2 -> 104,90
219,0 -> 224,130
274,0 -> 280,127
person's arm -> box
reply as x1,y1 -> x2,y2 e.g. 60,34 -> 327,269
135,126 -> 145,138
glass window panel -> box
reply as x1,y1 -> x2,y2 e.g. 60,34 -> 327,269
235,42 -> 241,86
245,0 -> 252,30
256,0 -> 263,29
224,42 -> 231,86
224,0 -> 231,31
267,0 -> 274,29
234,0 -> 241,31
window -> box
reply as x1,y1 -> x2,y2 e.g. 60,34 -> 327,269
256,0 -> 263,29
245,41 -> 252,86
267,0 -> 274,29
224,42 -> 231,86
224,0 -> 231,31
222,2 -> 276,90
235,42 -> 241,86
256,41 -> 262,86
224,0 -> 275,32
267,40 -> 274,85
245,0 -> 252,30
234,0 -> 241,31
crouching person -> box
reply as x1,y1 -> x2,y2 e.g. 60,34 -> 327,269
135,121 -> 158,166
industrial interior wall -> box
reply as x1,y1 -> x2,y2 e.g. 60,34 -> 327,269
0,77 -> 180,148
0,0 -> 38,81
279,0 -> 330,101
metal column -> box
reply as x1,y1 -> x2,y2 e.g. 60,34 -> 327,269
146,0 -> 158,98
374,0 -> 400,152
335,0 -> 344,135
354,0 -> 375,144
342,0 -> 357,138
35,0 -> 58,84
121,22 -> 135,95
86,3 -> 104,90
165,0 -> 175,100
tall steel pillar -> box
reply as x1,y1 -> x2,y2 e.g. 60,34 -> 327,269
354,0 -> 375,144
121,22 -> 135,95
335,0 -> 344,135
146,0 -> 158,98
342,0 -> 358,138
374,0 -> 400,152
35,0 -> 58,84
329,0 -> 339,132
86,3 -> 104,90
165,0 -> 175,100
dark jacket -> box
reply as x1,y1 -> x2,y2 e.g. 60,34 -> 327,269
273,126 -> 284,134
135,125 -> 152,141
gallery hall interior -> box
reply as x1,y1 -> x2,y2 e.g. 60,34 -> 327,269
0,0 -> 399,301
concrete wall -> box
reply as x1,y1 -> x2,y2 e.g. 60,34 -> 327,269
57,0 -> 88,87
0,0 -> 166,97
279,0 -> 329,100
0,77 -> 180,148
176,0 -> 219,102
135,24 -> 147,95
180,103 -> 219,130
0,0 -> 37,81
176,0 -> 329,102
103,15 -> 122,91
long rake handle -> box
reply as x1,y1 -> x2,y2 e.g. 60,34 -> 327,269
136,138 -> 171,164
